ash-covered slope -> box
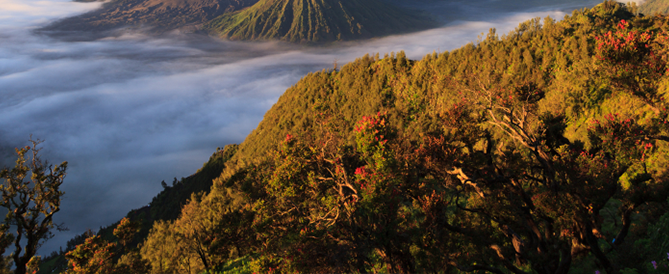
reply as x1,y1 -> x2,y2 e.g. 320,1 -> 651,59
205,0 -> 437,42
639,0 -> 669,15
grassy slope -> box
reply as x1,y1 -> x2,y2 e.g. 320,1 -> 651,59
206,0 -> 437,42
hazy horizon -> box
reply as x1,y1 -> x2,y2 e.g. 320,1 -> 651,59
1,0 -> 605,256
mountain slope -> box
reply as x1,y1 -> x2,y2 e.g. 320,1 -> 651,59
43,0 -> 259,33
639,0 -> 669,15
200,3 -> 669,272
205,0 -> 437,42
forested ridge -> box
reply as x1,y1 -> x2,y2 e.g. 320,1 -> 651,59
37,1 -> 669,273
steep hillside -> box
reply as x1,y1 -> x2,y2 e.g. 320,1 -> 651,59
43,0 -> 259,33
51,1 -> 669,274
205,0 -> 437,42
176,2 -> 669,273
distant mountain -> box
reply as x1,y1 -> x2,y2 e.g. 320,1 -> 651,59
43,0 -> 436,42
205,0 -> 436,42
43,0 -> 259,33
639,0 -> 669,15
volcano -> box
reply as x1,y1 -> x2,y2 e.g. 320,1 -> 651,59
206,0 -> 436,42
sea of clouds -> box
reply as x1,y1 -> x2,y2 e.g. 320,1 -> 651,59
0,0 -> 605,255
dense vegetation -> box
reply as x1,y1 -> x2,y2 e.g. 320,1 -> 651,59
40,1 -> 669,273
205,0 -> 436,42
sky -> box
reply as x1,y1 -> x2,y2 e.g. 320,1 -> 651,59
0,0 -> 609,255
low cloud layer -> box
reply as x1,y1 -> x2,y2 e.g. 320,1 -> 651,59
0,0 -> 601,255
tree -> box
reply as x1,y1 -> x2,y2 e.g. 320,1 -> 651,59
0,224 -> 13,274
247,112 -> 419,273
65,217 -> 149,274
113,217 -> 140,250
64,235 -> 115,274
141,220 -> 198,274
0,139 -> 66,274
141,190 -> 250,274
112,217 -> 150,274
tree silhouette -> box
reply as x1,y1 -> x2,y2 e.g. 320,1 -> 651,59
0,139 -> 66,274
